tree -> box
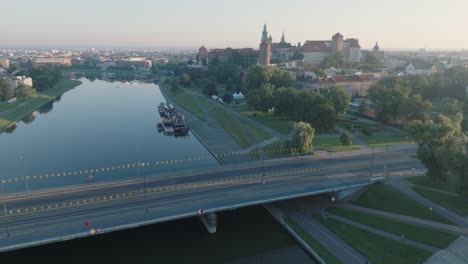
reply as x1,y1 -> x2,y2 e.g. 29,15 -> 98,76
325,86 -> 351,114
17,84 -> 36,99
358,100 -> 369,115
368,80 -> 411,123
463,100 -> 468,132
291,122 -> 315,154
203,79 -> 218,96
180,73 -> 191,87
340,132 -> 352,146
320,54 -> 344,68
443,98 -> 461,116
246,65 -> 295,90
400,94 -> 432,121
0,80 -> 13,101
406,114 -> 465,183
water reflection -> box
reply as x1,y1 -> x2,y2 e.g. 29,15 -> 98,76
22,112 -> 36,124
4,124 -> 17,134
38,101 -> 54,114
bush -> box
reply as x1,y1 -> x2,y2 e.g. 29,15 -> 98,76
362,128 -> 373,136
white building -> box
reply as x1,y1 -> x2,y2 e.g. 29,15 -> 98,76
35,57 -> 72,66
405,63 -> 437,75
7,76 -> 33,92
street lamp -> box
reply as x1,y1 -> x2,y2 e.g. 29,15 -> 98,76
19,156 -> 30,197
1,178 -> 10,237
138,161 -> 148,213
370,139 -> 375,178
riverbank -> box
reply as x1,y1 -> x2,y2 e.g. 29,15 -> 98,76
0,79 -> 82,133
159,83 -> 244,164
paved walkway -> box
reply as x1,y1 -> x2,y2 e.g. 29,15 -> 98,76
338,204 -> 468,235
327,213 -> 440,253
275,199 -> 370,264
184,88 -> 291,141
387,175 -> 468,228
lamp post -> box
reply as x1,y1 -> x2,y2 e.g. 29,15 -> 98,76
370,139 -> 375,178
1,178 -> 10,237
19,156 -> 30,197
138,161 -> 148,213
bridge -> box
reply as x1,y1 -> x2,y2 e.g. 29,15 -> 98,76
0,145 -> 421,253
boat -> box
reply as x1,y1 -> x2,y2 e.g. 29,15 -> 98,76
162,118 -> 174,134
157,123 -> 164,133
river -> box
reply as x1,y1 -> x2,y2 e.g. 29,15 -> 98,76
0,79 -> 314,263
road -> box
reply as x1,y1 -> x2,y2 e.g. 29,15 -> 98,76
0,145 -> 422,253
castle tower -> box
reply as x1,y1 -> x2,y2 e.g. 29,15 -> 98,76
373,42 -> 380,53
332,32 -> 344,54
281,32 -> 286,43
259,24 -> 271,65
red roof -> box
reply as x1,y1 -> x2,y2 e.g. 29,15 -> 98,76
300,41 -> 332,53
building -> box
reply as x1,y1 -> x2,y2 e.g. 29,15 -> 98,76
309,74 -> 376,96
259,24 -> 271,65
288,33 -> 361,65
207,48 -> 258,69
35,57 -> 72,66
5,76 -> 33,92
198,46 -> 208,65
405,63 -> 437,75
0,59 -> 9,69
271,33 -> 292,63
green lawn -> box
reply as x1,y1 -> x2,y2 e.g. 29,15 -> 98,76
313,136 -> 362,152
239,110 -> 292,135
239,119 -> 272,143
407,175 -> 459,194
413,186 -> 468,216
284,217 -> 341,264
353,182 -> 452,224
160,84 -> 207,122
357,134 -> 413,147
328,207 -> 457,248
200,99 -> 252,148
318,217 -> 432,264
0,79 -> 82,132
262,140 -> 291,157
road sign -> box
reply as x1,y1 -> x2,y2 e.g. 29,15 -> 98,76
84,221 -> 90,227
89,229 -> 96,235
198,209 -> 203,215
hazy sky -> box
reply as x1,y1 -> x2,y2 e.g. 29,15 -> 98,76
1,0 -> 467,50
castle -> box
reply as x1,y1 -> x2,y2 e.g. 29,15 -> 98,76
259,25 -> 362,65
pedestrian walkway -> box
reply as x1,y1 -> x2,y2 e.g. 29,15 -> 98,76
275,200 -> 370,264
338,204 -> 468,235
327,213 -> 440,252
388,176 -> 468,228
425,236 -> 468,264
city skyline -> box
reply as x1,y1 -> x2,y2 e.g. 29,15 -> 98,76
1,0 -> 468,50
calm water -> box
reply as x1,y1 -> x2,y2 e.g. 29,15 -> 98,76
1,206 -> 314,264
0,79 -> 219,193
0,79 -> 314,263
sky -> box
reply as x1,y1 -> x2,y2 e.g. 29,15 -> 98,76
0,0 -> 467,50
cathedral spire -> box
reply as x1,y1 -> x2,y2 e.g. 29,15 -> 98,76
261,24 -> 269,42
281,32 -> 286,43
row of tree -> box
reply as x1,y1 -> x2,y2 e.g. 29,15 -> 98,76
248,85 -> 350,130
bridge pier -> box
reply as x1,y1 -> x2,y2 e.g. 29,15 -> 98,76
200,212 -> 217,234
334,186 -> 366,201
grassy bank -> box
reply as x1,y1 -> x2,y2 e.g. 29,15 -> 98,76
313,136 -> 362,152
328,207 -> 457,248
0,79 -> 82,132
239,110 -> 292,135
412,186 -> 468,216
318,217 -> 432,264
284,217 -> 341,264
357,134 -> 413,147
159,84 -> 207,122
353,182 -> 452,224
407,175 -> 459,194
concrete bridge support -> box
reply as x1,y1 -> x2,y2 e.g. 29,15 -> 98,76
334,186 -> 367,201
200,212 -> 217,234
